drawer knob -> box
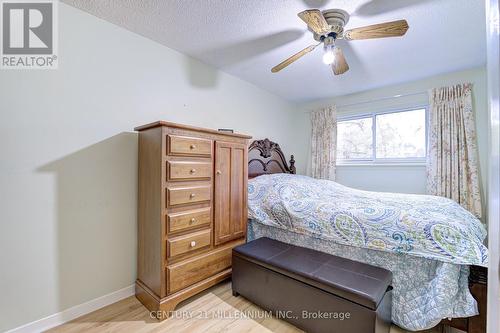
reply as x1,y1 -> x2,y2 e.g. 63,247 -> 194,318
190,144 -> 196,149
216,170 -> 222,175
190,193 -> 196,198
190,218 -> 196,224
190,241 -> 196,247
190,169 -> 196,174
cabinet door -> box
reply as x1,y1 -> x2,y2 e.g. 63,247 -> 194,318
214,141 -> 248,245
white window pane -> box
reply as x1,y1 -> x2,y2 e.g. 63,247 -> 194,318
337,117 -> 373,160
375,109 -> 426,159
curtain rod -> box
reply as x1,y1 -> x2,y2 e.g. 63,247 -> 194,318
303,91 -> 428,113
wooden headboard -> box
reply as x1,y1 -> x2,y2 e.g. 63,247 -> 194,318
248,138 -> 296,178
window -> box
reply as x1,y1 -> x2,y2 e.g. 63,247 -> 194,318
337,117 -> 373,160
337,108 -> 427,164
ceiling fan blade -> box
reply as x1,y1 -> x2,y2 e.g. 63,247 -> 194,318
271,43 -> 319,73
298,9 -> 331,35
343,19 -> 409,40
331,47 -> 349,75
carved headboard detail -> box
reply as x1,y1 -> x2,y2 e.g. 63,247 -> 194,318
248,138 -> 296,178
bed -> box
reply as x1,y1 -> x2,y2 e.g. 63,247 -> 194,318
246,139 -> 488,332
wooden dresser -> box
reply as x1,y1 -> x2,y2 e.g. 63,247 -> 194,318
134,121 -> 251,318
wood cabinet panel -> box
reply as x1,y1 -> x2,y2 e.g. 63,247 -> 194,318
167,185 -> 211,206
137,127 -> 163,297
214,142 -> 248,245
167,245 -> 233,294
167,229 -> 211,258
230,146 -> 247,239
214,144 -> 232,245
167,207 -> 211,234
167,161 -> 212,181
167,135 -> 212,157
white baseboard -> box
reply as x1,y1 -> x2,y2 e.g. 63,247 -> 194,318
5,284 -> 135,333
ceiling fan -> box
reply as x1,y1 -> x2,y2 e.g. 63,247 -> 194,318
271,9 -> 409,75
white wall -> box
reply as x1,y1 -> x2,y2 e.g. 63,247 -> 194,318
0,4 -> 300,332
296,67 -> 488,209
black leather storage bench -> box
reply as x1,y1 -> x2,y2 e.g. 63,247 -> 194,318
232,237 -> 393,333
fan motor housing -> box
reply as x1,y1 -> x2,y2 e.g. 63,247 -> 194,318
313,9 -> 350,41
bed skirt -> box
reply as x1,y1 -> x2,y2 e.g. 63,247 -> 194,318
247,219 -> 478,331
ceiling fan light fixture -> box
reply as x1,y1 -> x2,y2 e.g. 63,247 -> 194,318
272,8 -> 409,75
322,45 -> 335,65
322,37 -> 336,65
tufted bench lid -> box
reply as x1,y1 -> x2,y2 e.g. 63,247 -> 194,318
233,237 -> 392,310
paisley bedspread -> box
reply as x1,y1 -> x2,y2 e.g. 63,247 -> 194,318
247,220 -> 477,331
247,174 -> 489,331
248,174 -> 488,266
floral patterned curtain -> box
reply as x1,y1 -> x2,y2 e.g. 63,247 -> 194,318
427,83 -> 482,218
310,106 -> 337,180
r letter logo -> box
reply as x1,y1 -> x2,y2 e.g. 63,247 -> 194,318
1,0 -> 58,69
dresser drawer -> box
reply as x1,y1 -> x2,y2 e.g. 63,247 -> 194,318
167,161 -> 212,181
167,246 -> 232,294
167,229 -> 211,258
168,207 -> 211,233
167,135 -> 212,157
167,185 -> 211,206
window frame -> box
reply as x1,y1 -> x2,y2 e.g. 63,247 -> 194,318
336,106 -> 429,166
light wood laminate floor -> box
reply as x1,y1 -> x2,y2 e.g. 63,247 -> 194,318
48,281 -> 444,333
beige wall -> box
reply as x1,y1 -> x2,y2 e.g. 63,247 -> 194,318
0,4 -> 300,332
296,67 -> 488,217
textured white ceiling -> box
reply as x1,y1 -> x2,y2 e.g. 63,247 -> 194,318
62,0 -> 486,102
